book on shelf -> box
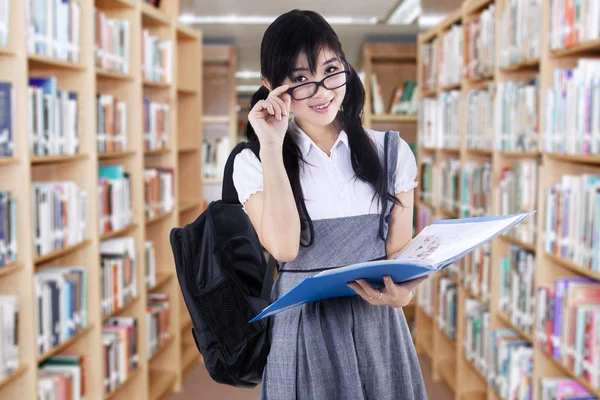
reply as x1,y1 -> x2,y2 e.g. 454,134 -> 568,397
439,24 -> 463,88
466,86 -> 495,151
141,30 -> 172,84
464,298 -> 490,376
440,159 -> 461,215
488,328 -> 533,398
250,212 -> 535,322
202,137 -> 230,181
103,317 -> 138,395
143,167 -> 174,219
464,3 -> 495,79
0,0 -> 9,48
94,9 -> 130,74
146,293 -> 170,359
417,202 -> 435,233
544,59 -> 600,156
145,241 -> 156,289
417,274 -> 434,317
437,276 -> 457,340
461,161 -> 493,218
550,0 -> 600,51
388,80 -> 418,115
536,279 -> 600,388
420,38 -> 438,92
462,241 -> 491,303
544,173 -> 600,271
498,161 -> 539,245
98,165 -> 132,235
370,73 -> 385,115
143,98 -> 169,151
499,245 -> 535,335
142,0 -> 162,7
499,0 -> 541,67
540,378 -> 599,400
28,77 -> 79,157
0,81 -> 14,158
419,157 -> 435,205
495,78 -> 540,153
97,94 -> 128,154
38,354 -> 86,400
418,92 -> 461,149
26,0 -> 81,63
34,266 -> 87,356
0,191 -> 16,268
0,295 -> 18,379
32,182 -> 87,257
100,237 -> 137,318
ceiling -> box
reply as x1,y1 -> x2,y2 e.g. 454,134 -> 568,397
180,0 -> 462,87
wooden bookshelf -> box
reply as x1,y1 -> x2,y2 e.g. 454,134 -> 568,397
415,0 -> 600,399
0,1 -> 203,399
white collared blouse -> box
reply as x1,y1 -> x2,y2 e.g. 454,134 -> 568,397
232,119 -> 418,221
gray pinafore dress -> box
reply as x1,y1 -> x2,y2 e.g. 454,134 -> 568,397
260,132 -> 428,399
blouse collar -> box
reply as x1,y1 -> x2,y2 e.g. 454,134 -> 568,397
290,117 -> 349,158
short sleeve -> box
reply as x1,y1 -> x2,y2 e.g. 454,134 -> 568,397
395,138 -> 419,193
232,148 -> 264,207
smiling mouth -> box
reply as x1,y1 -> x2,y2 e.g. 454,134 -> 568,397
310,100 -> 332,110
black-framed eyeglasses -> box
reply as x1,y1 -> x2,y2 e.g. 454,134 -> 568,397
285,70 -> 350,100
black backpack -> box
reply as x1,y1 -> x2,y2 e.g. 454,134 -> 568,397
169,141 -> 277,388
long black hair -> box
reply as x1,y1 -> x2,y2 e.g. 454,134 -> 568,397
246,9 -> 402,246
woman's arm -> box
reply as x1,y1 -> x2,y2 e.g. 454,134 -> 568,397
243,145 -> 301,263
385,189 -> 415,259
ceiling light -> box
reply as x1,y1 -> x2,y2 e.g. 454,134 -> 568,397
419,14 -> 446,29
236,85 -> 262,93
178,14 -> 379,25
387,0 -> 421,25
235,70 -> 262,79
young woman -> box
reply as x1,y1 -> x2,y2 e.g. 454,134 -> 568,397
232,9 -> 429,399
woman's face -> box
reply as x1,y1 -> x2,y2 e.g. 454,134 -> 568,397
281,47 -> 346,127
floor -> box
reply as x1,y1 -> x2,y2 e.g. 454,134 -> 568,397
170,353 -> 452,400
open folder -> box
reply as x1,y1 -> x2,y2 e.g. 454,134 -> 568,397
249,211 -> 535,323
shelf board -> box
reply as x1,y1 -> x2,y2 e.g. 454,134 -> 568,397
420,146 -> 437,152
464,0 -> 494,14
149,370 -> 177,400
177,86 -> 198,95
466,148 -> 493,157
462,352 -> 487,383
34,239 -> 91,266
439,8 -> 462,31
145,210 -> 174,226
203,177 -> 223,185
177,146 -> 198,154
95,0 -> 136,9
551,38 -> 600,58
177,23 -> 200,40
496,312 -> 534,343
0,46 -> 14,57
439,147 -> 460,154
144,148 -> 172,157
37,326 -> 94,363
464,72 -> 494,84
104,367 -> 141,400
0,365 -> 28,390
440,83 -> 461,92
545,152 -> 600,165
438,359 -> 457,395
371,114 -> 418,123
439,207 -> 459,219
102,296 -> 139,323
141,3 -> 172,27
149,335 -> 174,363
538,348 -> 600,398
545,252 -> 600,282
31,153 -> 89,165
497,150 -> 542,158
0,157 -> 19,166
100,223 -> 138,241
28,54 -> 85,71
149,272 -> 174,292
499,234 -> 536,253
0,262 -> 23,279
143,79 -> 171,89
420,200 -> 436,211
421,89 -> 437,98
96,68 -> 134,81
179,201 -> 201,214
499,58 -> 540,72
98,150 -> 136,160
203,115 -> 230,124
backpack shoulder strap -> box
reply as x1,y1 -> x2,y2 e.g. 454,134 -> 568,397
221,141 -> 261,204
379,131 -> 400,241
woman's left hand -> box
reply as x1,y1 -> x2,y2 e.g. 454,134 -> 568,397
347,275 -> 429,308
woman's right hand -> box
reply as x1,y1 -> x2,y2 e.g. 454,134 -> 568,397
248,85 -> 292,147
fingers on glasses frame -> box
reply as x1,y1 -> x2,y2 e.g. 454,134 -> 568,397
285,70 -> 351,101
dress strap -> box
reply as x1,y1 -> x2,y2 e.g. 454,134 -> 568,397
378,131 -> 400,241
